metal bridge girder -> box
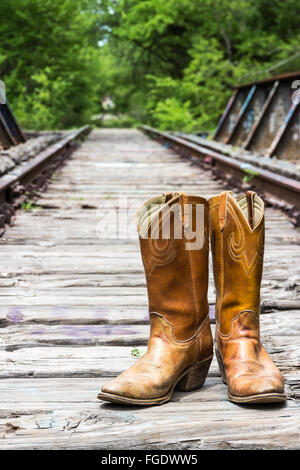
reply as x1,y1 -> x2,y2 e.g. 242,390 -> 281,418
213,71 -> 300,162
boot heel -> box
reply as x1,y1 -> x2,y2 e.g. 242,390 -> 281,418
215,348 -> 227,384
175,357 -> 212,392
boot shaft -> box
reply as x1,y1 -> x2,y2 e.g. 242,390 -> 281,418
137,192 -> 209,341
209,191 -> 264,337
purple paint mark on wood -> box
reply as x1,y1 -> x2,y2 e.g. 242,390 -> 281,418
30,325 -> 141,337
94,307 -> 109,319
94,314 -> 109,320
7,308 -> 24,323
51,306 -> 69,318
209,304 -> 215,321
95,306 -> 108,313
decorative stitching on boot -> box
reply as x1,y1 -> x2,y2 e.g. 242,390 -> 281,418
227,204 -> 264,276
149,312 -> 211,345
218,310 -> 259,339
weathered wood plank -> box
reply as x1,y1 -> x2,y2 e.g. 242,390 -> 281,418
0,377 -> 225,405
0,399 -> 299,449
0,304 -> 298,328
1,313 -> 300,351
0,323 -> 149,349
0,305 -> 149,326
0,335 -> 296,379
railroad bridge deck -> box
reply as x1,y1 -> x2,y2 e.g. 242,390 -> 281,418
0,129 -> 299,449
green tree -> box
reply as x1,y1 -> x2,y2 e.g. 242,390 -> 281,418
1,0 -> 300,131
0,0 -> 106,129
101,0 -> 300,131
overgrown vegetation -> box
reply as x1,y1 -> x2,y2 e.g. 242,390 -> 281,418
21,201 -> 41,211
130,347 -> 145,358
242,168 -> 259,184
1,0 -> 299,131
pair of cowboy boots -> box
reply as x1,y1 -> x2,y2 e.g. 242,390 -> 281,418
98,191 -> 285,405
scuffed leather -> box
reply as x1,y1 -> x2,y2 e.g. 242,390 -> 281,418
209,191 -> 284,398
101,193 -> 213,400
102,313 -> 212,399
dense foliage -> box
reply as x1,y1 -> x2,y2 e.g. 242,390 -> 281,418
0,0 -> 300,130
0,0 -> 105,129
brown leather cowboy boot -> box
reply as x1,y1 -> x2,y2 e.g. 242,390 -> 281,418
98,192 -> 213,405
209,190 -> 286,404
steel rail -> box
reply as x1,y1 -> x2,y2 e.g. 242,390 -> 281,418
140,125 -> 300,209
0,125 -> 91,204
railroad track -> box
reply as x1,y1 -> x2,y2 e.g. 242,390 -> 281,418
0,125 -> 91,233
141,125 -> 300,226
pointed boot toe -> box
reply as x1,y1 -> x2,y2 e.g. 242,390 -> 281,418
100,378 -> 126,396
98,368 -> 151,403
98,375 -> 142,403
228,373 -> 286,403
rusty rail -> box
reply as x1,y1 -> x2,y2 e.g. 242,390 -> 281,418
140,125 -> 300,211
0,125 -> 91,205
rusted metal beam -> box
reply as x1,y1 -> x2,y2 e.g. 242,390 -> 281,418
213,71 -> 300,160
0,111 -> 17,148
266,101 -> 300,158
237,70 -> 300,89
226,85 -> 257,144
0,102 -> 26,144
0,83 -> 26,148
244,81 -> 294,156
244,80 -> 280,150
273,107 -> 299,161
214,87 -> 251,143
213,89 -> 238,140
